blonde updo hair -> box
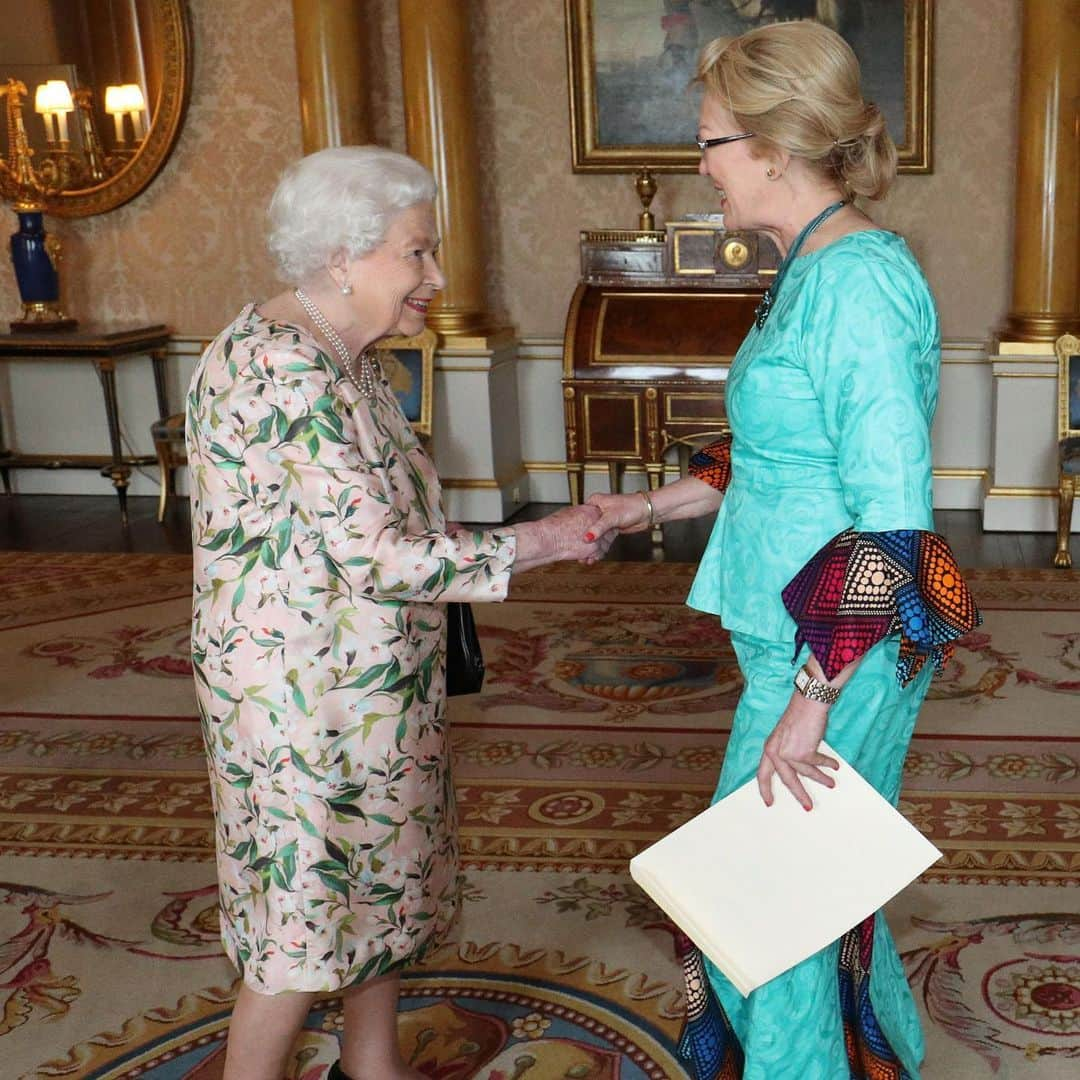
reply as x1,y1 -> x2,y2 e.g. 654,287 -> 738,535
696,20 -> 896,200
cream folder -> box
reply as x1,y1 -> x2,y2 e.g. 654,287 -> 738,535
628,742 -> 942,997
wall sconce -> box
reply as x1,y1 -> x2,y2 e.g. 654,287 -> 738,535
34,79 -> 74,144
104,83 -> 146,144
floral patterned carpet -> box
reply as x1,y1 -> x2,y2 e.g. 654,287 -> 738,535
0,553 -> 1078,1079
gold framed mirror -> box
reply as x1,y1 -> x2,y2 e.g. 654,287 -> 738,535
0,0 -> 191,218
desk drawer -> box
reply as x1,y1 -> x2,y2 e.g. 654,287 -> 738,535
663,389 -> 726,426
581,389 -> 644,458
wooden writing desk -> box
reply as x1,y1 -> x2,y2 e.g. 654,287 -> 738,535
562,221 -> 779,521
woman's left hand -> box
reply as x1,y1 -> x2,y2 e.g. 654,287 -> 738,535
756,695 -> 839,811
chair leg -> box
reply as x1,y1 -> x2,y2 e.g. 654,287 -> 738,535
1054,475 -> 1075,569
155,443 -> 170,524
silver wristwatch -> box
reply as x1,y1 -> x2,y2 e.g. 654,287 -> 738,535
793,665 -> 841,706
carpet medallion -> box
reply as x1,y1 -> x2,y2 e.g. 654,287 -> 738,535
0,553 -> 1078,1078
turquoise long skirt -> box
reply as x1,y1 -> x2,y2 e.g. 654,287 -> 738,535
699,632 -> 932,1080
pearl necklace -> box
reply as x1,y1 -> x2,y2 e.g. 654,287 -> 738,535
294,287 -> 377,400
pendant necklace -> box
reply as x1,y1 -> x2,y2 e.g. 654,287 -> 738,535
754,200 -> 847,329
294,287 -> 378,400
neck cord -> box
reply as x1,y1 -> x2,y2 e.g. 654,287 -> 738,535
754,200 -> 847,329
294,287 -> 377,399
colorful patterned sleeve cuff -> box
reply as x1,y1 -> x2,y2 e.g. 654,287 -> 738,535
687,435 -> 733,493
780,529 -> 981,686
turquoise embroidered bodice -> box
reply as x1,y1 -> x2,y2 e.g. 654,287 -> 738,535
687,230 -> 941,640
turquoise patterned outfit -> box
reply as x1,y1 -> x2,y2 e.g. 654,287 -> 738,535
683,231 -> 947,1079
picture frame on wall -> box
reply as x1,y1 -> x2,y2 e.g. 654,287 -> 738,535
375,328 -> 436,440
565,0 -> 933,174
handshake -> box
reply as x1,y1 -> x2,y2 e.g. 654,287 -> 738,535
514,491 -> 655,570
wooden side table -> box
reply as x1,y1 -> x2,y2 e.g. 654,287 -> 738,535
0,324 -> 171,524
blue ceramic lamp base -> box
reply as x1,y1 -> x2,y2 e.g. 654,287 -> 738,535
9,210 -> 77,333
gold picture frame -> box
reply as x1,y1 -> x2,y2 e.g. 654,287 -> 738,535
565,0 -> 932,174
376,328 -> 436,440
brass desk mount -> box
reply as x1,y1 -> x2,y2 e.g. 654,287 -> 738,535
634,166 -> 658,232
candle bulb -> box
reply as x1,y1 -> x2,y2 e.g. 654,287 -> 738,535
34,79 -> 73,145
131,110 -> 144,140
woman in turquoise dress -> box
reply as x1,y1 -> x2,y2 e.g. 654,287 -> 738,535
586,21 -> 979,1080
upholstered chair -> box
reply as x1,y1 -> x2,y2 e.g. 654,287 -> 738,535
1054,332 -> 1080,568
151,412 -> 187,523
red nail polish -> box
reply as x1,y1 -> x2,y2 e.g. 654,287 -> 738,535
584,532 -> 595,542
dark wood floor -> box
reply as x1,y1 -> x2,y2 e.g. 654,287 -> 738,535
0,494 -> 1065,569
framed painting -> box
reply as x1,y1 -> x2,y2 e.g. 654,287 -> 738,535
565,0 -> 932,174
376,328 -> 435,440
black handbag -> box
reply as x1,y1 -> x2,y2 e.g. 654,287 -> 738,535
445,602 -> 485,696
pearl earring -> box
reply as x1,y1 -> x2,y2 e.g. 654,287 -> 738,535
341,282 -> 353,296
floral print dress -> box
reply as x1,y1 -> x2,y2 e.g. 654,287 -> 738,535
187,303 -> 516,994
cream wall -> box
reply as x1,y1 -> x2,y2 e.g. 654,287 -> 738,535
0,0 -> 1019,340
0,0 -> 303,331
0,0 -> 1025,510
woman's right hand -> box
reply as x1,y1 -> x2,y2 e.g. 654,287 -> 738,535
510,504 -> 614,572
541,504 -> 615,561
584,492 -> 651,537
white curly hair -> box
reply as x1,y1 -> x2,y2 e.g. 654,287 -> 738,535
267,146 -> 437,283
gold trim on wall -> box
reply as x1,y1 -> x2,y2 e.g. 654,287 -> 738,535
985,486 -> 1059,498
523,462 -> 991,481
565,0 -> 932,174
440,470 -> 525,490
933,468 -> 989,480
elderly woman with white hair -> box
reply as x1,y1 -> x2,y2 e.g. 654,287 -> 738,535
186,146 -> 609,1080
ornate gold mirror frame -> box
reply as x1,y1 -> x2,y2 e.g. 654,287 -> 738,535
43,0 -> 191,218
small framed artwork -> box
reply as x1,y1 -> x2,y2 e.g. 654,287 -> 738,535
376,328 -> 436,439
565,0 -> 932,174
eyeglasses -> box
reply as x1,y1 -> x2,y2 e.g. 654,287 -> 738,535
695,132 -> 754,152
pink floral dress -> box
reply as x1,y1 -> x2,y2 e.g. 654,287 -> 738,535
187,303 -> 516,993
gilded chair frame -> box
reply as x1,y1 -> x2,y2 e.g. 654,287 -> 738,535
1053,332 -> 1080,568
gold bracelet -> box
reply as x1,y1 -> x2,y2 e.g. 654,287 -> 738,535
638,489 -> 656,527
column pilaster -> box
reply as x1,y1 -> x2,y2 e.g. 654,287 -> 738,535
398,1 -> 502,338
292,0 -> 371,153
999,0 -> 1080,348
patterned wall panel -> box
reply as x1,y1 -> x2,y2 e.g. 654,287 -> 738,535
0,0 -> 1019,344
